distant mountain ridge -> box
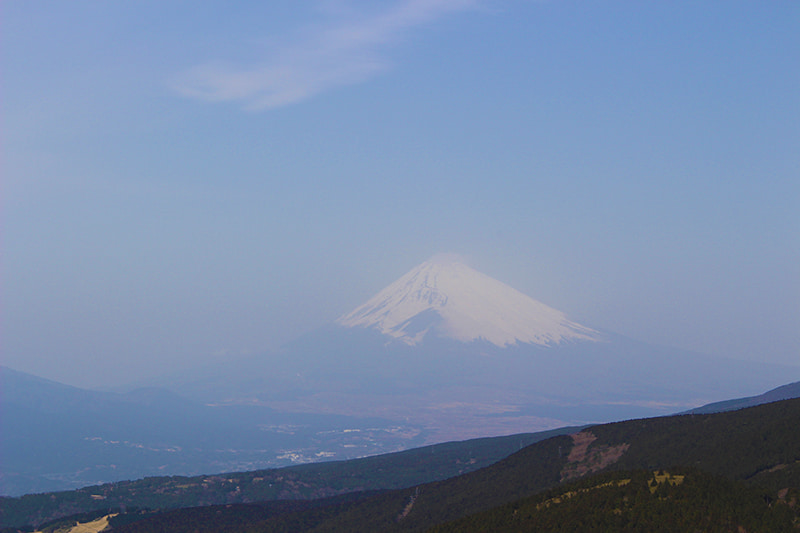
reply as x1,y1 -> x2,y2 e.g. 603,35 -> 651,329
336,255 -> 601,347
0,366 -> 431,497
685,380 -> 800,414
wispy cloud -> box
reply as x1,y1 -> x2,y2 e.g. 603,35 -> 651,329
171,0 -> 479,110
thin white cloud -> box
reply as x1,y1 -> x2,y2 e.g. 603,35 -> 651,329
171,0 -> 479,110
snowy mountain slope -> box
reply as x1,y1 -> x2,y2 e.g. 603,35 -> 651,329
336,254 -> 601,347
145,255 -> 799,446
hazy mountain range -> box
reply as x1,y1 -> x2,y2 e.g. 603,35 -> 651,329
0,365 -> 433,497
160,256 -> 797,434
2,255 -> 797,498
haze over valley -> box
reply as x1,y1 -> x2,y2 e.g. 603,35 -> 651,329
2,256 -> 797,497
153,255 -> 797,435
2,2 -> 798,529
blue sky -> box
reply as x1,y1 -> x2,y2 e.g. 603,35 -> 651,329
4,1 -> 799,387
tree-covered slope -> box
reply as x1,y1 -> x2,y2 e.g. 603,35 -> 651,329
8,398 -> 800,532
0,427 -> 576,529
286,398 -> 800,532
430,468 -> 800,532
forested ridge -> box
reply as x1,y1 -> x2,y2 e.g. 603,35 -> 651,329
4,399 -> 799,532
0,428 -> 575,529
431,468 -> 799,532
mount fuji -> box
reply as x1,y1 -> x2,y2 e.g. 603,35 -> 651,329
336,254 -> 600,347
167,255 -> 798,442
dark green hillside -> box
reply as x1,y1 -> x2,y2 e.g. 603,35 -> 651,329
8,399 -> 800,532
591,398 -> 800,482
103,491 -> 382,533
107,434 -> 572,533
106,398 -> 800,532
430,468 -> 800,532
0,427 -> 576,528
281,399 -> 800,532
304,433 -> 574,532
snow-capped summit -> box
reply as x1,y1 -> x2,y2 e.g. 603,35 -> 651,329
336,254 -> 601,347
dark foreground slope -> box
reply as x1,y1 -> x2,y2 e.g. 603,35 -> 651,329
100,398 -> 800,532
0,428 -> 577,529
431,468 -> 800,532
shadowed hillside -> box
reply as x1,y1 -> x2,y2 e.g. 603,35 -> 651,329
0,428 -> 576,529
430,468 -> 800,532
20,397 -> 798,533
